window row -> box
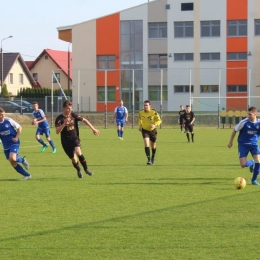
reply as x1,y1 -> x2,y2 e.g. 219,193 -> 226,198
97,52 -> 248,70
97,85 -> 248,102
149,20 -> 260,38
8,73 -> 24,84
173,85 -> 247,93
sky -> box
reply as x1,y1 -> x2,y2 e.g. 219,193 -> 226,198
1,0 -> 151,61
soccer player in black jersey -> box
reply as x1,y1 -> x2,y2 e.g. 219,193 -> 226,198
55,100 -> 100,178
183,105 -> 195,143
178,105 -> 186,133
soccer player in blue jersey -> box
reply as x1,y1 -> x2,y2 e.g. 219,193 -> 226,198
0,107 -> 31,180
32,102 -> 56,153
113,100 -> 128,140
227,106 -> 260,185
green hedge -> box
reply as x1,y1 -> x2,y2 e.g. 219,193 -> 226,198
17,87 -> 72,98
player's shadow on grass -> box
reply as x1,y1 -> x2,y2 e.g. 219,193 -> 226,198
0,190 -> 257,245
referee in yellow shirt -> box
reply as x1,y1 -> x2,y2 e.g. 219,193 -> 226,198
138,100 -> 162,165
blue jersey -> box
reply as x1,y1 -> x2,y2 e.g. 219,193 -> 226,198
33,109 -> 49,130
235,118 -> 260,144
0,117 -> 21,150
114,106 -> 128,120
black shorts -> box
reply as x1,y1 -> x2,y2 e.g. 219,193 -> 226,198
62,138 -> 81,158
185,123 -> 194,133
141,128 -> 157,143
179,118 -> 184,125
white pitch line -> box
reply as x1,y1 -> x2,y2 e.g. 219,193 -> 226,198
20,145 -> 42,149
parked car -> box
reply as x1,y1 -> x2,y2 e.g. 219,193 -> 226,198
0,101 -> 30,114
13,100 -> 33,112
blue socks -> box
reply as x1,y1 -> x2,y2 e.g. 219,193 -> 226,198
38,138 -> 46,146
16,156 -> 24,163
117,130 -> 123,137
252,163 -> 260,182
14,164 -> 30,177
48,140 -> 55,149
245,160 -> 254,167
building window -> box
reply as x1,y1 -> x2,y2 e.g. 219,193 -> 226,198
201,21 -> 220,37
45,55 -> 48,60
33,73 -> 38,81
227,52 -> 247,60
255,20 -> 260,35
174,21 -> 193,38
148,22 -> 167,38
97,86 -> 116,102
200,53 -> 220,61
200,85 -> 219,93
19,74 -> 23,84
148,54 -> 167,69
227,85 -> 247,92
228,20 -> 247,36
174,85 -> 194,93
174,53 -> 194,61
181,3 -> 194,11
53,73 -> 60,83
148,86 -> 168,101
97,55 -> 116,70
8,73 -> 13,84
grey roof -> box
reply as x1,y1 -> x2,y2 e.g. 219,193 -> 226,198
0,52 -> 36,86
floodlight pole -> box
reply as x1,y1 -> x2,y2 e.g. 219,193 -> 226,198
1,35 -> 13,96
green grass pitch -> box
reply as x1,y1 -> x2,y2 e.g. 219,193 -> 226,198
0,127 -> 259,259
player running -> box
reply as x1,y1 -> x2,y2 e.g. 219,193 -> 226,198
55,100 -> 100,178
228,106 -> 260,185
32,102 -> 56,153
0,107 -> 31,180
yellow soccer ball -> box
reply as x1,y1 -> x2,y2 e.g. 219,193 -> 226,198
234,177 -> 246,189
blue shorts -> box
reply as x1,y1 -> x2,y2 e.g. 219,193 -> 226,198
4,144 -> 20,159
36,128 -> 50,137
116,119 -> 125,127
238,143 -> 260,158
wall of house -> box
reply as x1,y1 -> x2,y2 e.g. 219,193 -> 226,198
30,55 -> 69,91
147,0 -> 168,111
226,0 -> 248,110
72,20 -> 97,112
8,60 -> 32,96
96,13 -> 120,112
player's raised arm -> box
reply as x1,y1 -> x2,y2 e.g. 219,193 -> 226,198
82,118 -> 100,136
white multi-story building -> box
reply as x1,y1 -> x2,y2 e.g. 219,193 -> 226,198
57,0 -> 260,112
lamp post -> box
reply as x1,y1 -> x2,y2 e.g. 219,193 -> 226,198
1,35 -> 13,96
68,42 -> 71,96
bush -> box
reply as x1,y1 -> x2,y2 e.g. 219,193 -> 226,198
16,87 -> 72,98
1,83 -> 9,98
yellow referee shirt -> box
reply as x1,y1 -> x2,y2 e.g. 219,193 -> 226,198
139,109 -> 162,131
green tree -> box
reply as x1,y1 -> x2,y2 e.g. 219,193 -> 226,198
2,83 -> 9,98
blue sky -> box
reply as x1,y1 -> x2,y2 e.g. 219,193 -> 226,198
1,0 -> 150,61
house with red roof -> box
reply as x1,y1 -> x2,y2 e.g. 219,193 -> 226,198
27,49 -> 72,91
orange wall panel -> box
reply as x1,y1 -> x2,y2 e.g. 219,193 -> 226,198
226,62 -> 247,84
96,13 -> 120,112
227,0 -> 247,20
227,38 -> 247,52
226,93 -> 247,110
